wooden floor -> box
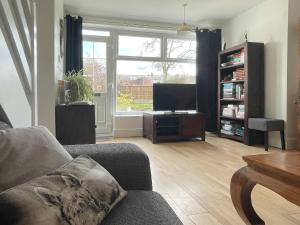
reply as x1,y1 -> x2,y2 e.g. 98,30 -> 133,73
103,134 -> 300,225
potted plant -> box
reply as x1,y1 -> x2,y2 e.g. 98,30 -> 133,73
64,70 -> 94,104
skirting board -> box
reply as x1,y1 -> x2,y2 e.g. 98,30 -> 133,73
114,128 -> 143,138
113,128 -> 298,149
286,138 -> 297,150
269,133 -> 297,150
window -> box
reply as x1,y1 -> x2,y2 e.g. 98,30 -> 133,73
116,60 -> 195,112
116,35 -> 196,113
118,35 -> 161,57
167,39 -> 196,59
82,41 -> 107,93
82,29 -> 196,114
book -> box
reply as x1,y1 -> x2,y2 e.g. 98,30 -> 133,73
221,49 -> 245,68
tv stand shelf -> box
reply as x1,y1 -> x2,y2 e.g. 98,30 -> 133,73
143,111 -> 205,143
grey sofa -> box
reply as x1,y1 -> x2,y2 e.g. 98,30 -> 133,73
0,107 -> 183,224
65,143 -> 183,225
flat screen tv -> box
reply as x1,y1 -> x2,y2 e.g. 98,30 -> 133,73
153,83 -> 197,112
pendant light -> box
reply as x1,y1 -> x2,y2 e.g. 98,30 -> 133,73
177,3 -> 192,34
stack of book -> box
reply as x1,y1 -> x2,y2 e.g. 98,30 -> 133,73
223,83 -> 245,100
222,104 -> 236,117
235,127 -> 244,137
220,120 -> 240,136
221,49 -> 245,67
223,83 -> 234,99
236,104 -> 245,119
235,84 -> 244,99
221,120 -> 244,137
233,68 -> 245,80
222,104 -> 244,119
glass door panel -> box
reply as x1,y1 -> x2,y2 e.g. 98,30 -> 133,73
83,40 -> 113,136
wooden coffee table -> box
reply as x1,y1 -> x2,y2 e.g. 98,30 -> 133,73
231,153 -> 300,225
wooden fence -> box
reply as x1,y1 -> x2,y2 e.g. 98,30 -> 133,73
118,85 -> 152,103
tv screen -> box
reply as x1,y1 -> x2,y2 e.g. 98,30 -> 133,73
153,84 -> 197,111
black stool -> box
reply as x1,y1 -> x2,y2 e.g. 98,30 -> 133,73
248,118 -> 285,151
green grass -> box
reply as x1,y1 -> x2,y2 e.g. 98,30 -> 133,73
117,102 -> 152,111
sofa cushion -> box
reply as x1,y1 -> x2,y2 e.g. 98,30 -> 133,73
248,118 -> 284,131
0,126 -> 73,193
65,143 -> 152,190
0,155 -> 127,225
102,191 -> 183,225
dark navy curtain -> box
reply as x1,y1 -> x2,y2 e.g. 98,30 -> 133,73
196,29 -> 221,132
65,15 -> 83,74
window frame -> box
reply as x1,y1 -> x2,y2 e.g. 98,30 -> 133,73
82,27 -> 196,116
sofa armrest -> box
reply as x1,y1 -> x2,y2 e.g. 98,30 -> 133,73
64,143 -> 152,191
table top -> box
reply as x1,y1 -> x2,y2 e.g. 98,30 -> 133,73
243,153 -> 300,182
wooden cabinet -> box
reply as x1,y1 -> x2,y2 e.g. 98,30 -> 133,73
143,112 -> 205,143
55,105 -> 96,145
182,114 -> 204,137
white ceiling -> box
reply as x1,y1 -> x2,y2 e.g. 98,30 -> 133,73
64,0 -> 266,26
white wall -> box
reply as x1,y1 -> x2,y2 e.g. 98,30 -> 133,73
0,29 -> 32,127
222,0 -> 291,148
54,0 -> 64,83
114,115 -> 143,137
36,0 -> 64,134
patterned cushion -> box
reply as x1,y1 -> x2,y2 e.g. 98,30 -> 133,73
0,126 -> 73,193
0,121 -> 10,130
0,155 -> 127,225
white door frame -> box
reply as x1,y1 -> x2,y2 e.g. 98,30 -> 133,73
83,35 -> 114,137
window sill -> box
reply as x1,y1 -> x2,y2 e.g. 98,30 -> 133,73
114,114 -> 143,117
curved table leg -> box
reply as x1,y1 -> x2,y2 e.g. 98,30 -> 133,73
230,167 -> 265,225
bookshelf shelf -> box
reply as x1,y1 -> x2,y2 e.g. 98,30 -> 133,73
220,134 -> 244,142
220,116 -> 244,121
218,42 -> 265,145
220,63 -> 244,70
220,99 -> 244,102
221,80 -> 245,84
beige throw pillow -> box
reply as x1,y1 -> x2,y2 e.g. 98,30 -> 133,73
0,155 -> 127,225
0,126 -> 73,193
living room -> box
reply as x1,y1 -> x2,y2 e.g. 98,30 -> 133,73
1,0 -> 300,224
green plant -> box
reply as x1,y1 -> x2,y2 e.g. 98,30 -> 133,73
117,92 -> 134,109
64,70 -> 94,103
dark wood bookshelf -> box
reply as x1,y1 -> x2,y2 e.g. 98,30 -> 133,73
217,42 -> 265,145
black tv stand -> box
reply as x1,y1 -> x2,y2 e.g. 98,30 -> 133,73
143,111 -> 205,143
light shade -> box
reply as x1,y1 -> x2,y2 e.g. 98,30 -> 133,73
177,23 -> 193,35
177,3 -> 193,35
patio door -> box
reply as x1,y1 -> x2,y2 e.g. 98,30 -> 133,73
83,36 -> 113,137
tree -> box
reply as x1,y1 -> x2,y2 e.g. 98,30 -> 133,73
83,58 -> 106,93
142,39 -> 196,82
